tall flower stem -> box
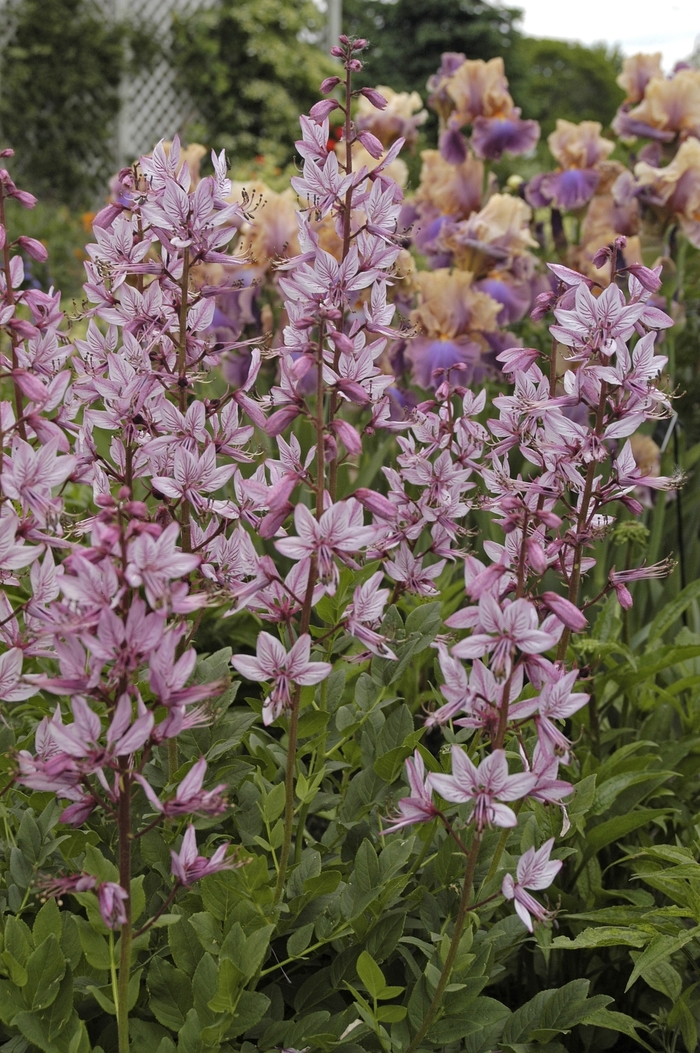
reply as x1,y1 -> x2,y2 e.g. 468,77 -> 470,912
177,246 -> 190,415
116,760 -> 132,1053
405,832 -> 483,1053
556,381 -> 608,662
0,188 -> 26,440
329,65 -> 354,502
274,334 -> 327,906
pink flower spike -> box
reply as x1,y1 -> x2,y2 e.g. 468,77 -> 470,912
502,838 -> 562,931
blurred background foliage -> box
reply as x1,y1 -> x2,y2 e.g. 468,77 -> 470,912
0,0 -> 626,210
170,0 -> 338,170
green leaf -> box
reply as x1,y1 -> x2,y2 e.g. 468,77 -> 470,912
582,1009 -> 654,1052
0,978 -> 28,1025
188,913 -> 223,956
73,918 -> 111,971
10,846 -> 35,888
16,811 -> 41,863
148,958 -> 193,1031
552,927 -> 649,950
501,980 -> 611,1044
428,994 -> 509,1045
354,839 -> 379,893
207,957 -> 242,1013
86,985 -> 117,1015
227,990 -> 271,1038
356,951 -> 385,1000
635,956 -> 682,1002
177,1008 -> 203,1053
2,950 -> 28,986
287,923 -> 314,957
5,916 -> 33,966
373,746 -> 413,783
374,1004 -> 407,1022
586,808 -> 671,851
200,870 -> 240,923
647,579 -> 700,643
33,899 -> 62,944
625,928 -> 700,992
220,923 -> 274,980
13,972 -> 73,1052
668,991 -> 699,1053
169,914 -> 204,975
262,782 -> 286,823
23,935 -> 66,1011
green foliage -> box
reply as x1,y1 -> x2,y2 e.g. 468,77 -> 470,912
343,0 -> 522,97
508,37 -> 625,136
0,0 -> 126,207
170,0 -> 337,169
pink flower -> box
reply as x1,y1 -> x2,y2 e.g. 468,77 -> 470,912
384,752 -> 441,832
170,825 -> 241,885
231,632 -> 331,725
135,757 -> 227,817
452,594 -> 559,679
429,747 -> 536,829
0,648 -> 38,701
510,669 -> 588,756
275,499 -> 376,594
125,523 -> 200,610
502,838 -> 562,931
98,882 -> 129,929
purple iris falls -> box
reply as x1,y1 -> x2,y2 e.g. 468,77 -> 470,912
406,334 -> 484,389
475,276 -> 531,324
526,168 -> 600,211
471,115 -> 540,161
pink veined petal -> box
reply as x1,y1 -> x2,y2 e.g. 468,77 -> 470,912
114,711 -> 154,755
499,771 -> 538,801
134,773 -> 165,813
176,757 -> 207,799
285,634 -> 312,676
449,744 -> 480,789
478,592 -> 504,634
256,631 -> 287,674
515,629 -> 557,654
428,772 -> 471,804
513,895 -> 535,931
294,661 -> 332,686
451,634 -> 493,659
487,802 -> 519,827
231,654 -> 266,681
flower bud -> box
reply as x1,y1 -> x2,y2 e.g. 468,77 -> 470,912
541,592 -> 588,632
320,76 -> 342,94
359,87 -> 388,110
17,235 -> 48,262
355,488 -> 396,520
310,99 -> 339,123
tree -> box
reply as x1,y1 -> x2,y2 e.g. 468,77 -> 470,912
170,0 -> 337,169
343,0 -> 525,96
0,0 -> 125,207
509,37 -> 624,135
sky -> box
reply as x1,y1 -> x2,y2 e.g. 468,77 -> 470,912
514,0 -> 700,69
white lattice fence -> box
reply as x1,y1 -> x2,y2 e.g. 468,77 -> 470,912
111,0 -> 215,168
0,0 -> 213,180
